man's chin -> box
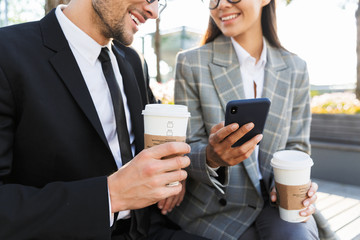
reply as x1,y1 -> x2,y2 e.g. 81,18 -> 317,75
114,35 -> 133,46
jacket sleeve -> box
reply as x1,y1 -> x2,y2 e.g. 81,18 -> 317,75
0,66 -> 112,240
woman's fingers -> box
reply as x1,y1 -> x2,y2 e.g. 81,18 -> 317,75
300,204 -> 316,220
308,181 -> 318,198
270,187 -> 277,202
157,180 -> 186,215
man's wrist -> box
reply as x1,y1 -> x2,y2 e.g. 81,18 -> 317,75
107,174 -> 126,212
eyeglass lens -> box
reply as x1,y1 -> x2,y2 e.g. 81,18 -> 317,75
146,0 -> 167,14
202,0 -> 241,10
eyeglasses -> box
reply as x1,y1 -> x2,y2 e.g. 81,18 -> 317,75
146,0 -> 167,14
202,0 -> 241,10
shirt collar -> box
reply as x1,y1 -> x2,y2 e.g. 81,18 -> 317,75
231,37 -> 267,68
55,5 -> 111,65
259,39 -> 267,68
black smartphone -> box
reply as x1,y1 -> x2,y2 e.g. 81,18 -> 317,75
225,98 -> 271,147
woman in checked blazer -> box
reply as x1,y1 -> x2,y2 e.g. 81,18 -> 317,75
166,0 -> 336,239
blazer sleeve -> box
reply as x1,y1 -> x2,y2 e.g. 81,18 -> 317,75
0,66 -> 112,240
174,52 -> 229,193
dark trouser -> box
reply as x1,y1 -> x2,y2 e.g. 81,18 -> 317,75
147,205 -> 210,240
111,206 -> 209,240
238,180 -> 319,240
111,218 -> 132,240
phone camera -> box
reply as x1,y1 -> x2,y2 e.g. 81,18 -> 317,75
230,106 -> 238,114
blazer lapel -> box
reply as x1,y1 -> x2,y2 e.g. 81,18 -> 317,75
209,35 -> 245,111
112,45 -> 144,157
39,10 -> 110,153
210,36 -> 262,196
259,44 -> 291,189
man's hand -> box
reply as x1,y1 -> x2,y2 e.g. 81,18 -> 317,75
157,180 -> 186,215
270,181 -> 318,222
107,142 -> 191,213
206,121 -> 263,168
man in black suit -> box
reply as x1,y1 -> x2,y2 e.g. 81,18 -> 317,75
0,0 -> 198,239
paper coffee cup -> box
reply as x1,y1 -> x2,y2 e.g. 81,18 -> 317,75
142,104 -> 191,186
142,104 -> 190,148
270,150 -> 314,223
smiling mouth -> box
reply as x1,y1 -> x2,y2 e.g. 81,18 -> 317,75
130,12 -> 141,26
221,13 -> 240,21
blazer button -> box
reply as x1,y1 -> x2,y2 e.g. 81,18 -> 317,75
219,198 -> 227,206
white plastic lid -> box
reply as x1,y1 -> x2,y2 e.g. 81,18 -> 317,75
142,104 -> 191,118
270,150 -> 313,170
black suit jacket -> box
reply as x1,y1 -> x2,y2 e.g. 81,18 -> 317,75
0,10 -> 155,240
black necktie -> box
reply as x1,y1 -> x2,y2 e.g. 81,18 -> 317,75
98,47 -> 133,165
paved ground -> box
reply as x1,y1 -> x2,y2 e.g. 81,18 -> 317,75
315,178 -> 360,240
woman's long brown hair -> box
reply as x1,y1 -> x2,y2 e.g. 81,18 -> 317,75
200,0 -> 283,49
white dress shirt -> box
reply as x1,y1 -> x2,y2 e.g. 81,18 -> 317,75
231,37 -> 267,180
55,5 -> 133,224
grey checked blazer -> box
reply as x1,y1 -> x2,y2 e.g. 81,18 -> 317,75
168,35 -> 337,240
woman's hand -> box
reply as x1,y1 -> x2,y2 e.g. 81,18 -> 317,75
270,181 -> 318,222
157,180 -> 186,215
206,121 -> 263,168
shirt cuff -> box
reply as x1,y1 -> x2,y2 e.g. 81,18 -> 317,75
207,165 -> 220,177
206,164 -> 225,194
108,188 -> 115,227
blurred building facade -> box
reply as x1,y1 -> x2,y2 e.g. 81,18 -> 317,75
133,26 -> 203,82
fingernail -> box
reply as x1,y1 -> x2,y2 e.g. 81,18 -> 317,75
304,200 -> 309,207
308,191 -> 313,197
232,124 -> 239,130
245,123 -> 254,130
257,134 -> 263,141
271,195 -> 276,202
158,205 -> 163,209
300,211 -> 307,216
162,210 -> 167,215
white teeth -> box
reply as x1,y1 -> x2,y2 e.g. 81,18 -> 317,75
130,13 -> 141,26
221,14 -> 238,21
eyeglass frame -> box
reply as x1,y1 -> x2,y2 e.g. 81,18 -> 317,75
146,0 -> 167,14
202,0 -> 241,10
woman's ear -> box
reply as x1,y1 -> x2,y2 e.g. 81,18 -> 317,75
262,0 -> 271,7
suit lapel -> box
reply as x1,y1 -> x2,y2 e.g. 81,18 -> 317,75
40,10 -> 110,154
259,45 -> 291,189
112,45 -> 144,156
40,10 -> 147,235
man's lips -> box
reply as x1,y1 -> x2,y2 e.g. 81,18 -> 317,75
130,13 -> 141,26
129,11 -> 145,26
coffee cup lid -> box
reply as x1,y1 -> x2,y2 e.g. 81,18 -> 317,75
142,104 -> 191,118
270,150 -> 313,170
